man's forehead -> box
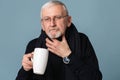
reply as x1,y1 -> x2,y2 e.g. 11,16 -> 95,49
42,5 -> 66,17
43,4 -> 64,11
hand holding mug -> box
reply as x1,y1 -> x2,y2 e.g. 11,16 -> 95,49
22,53 -> 33,71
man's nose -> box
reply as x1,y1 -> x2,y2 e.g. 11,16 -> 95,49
50,18 -> 56,27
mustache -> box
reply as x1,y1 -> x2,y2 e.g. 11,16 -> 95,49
49,28 -> 59,32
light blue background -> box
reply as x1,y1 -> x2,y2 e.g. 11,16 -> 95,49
0,0 -> 120,80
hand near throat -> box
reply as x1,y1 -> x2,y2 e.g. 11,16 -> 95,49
45,35 -> 71,58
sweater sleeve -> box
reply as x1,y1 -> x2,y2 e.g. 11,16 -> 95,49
64,33 -> 102,80
15,38 -> 37,80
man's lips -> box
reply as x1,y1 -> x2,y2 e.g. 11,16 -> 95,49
49,29 -> 58,32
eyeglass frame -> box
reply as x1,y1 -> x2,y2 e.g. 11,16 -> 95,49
41,15 -> 68,23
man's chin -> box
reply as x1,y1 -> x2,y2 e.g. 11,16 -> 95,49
49,35 -> 62,41
48,35 -> 60,39
48,32 -> 62,39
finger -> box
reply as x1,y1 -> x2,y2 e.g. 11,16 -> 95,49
24,66 -> 33,70
22,53 -> 33,65
22,62 -> 33,71
46,42 -> 56,50
22,58 -> 33,64
46,38 -> 54,45
46,38 -> 59,48
22,61 -> 33,67
48,48 -> 56,55
26,53 -> 33,60
62,35 -> 67,42
25,53 -> 33,58
22,58 -> 33,66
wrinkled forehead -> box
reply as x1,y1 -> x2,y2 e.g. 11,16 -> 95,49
40,3 -> 68,18
43,5 -> 66,15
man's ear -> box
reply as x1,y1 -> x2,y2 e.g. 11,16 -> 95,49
67,16 -> 72,27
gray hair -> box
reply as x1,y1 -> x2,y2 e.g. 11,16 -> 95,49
40,1 -> 69,18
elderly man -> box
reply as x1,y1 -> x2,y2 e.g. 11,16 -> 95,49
16,1 -> 102,80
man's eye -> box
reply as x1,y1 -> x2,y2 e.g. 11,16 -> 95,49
56,16 -> 62,19
44,18 -> 50,21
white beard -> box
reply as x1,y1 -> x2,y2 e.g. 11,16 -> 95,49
48,31 -> 62,39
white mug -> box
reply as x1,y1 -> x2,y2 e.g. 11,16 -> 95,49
32,48 -> 49,75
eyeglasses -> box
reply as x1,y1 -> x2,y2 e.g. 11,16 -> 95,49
41,15 -> 68,23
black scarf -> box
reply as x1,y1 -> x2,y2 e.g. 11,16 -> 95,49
35,23 -> 80,54
34,23 -> 81,80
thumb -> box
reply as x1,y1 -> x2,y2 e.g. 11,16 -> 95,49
62,35 -> 67,42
